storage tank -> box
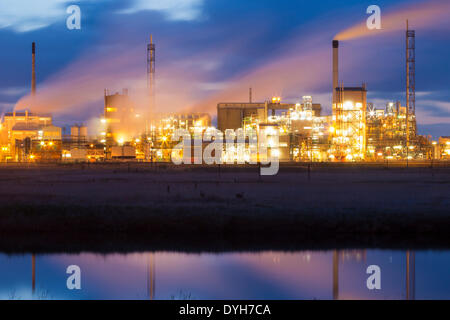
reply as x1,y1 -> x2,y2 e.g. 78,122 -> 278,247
79,126 -> 88,141
71,126 -> 79,139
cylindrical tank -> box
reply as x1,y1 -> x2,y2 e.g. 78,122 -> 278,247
71,126 -> 79,138
79,126 -> 88,138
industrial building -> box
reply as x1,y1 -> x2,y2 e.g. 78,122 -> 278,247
217,100 -> 321,131
215,24 -> 438,163
0,110 -> 57,161
438,137 -> 450,160
330,85 -> 367,161
143,112 -> 212,161
0,25 -> 447,164
61,125 -> 107,162
102,88 -> 142,160
217,97 -> 326,161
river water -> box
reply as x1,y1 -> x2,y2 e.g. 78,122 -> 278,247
0,250 -> 449,300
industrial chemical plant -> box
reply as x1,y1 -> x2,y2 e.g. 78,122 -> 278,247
0,25 -> 448,164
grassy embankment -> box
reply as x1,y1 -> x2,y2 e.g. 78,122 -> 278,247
0,162 -> 449,252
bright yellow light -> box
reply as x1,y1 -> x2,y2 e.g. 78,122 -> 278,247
29,155 -> 35,159
272,97 -> 281,103
118,138 -> 124,145
271,149 -> 280,158
100,119 -> 107,124
48,141 -> 53,146
40,141 -> 45,146
343,101 -> 354,110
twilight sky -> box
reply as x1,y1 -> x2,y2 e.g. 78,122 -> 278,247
0,0 -> 449,137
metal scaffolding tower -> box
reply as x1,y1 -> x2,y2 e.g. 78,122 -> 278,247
147,35 -> 156,114
406,21 -> 416,138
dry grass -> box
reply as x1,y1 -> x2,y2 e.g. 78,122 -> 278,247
0,163 -> 449,252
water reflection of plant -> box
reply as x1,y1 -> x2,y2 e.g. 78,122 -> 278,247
36,288 -> 52,300
171,290 -> 195,300
7,288 -> 53,300
8,290 -> 21,300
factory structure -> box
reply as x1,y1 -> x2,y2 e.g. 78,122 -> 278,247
216,23 -> 443,162
0,24 -> 448,163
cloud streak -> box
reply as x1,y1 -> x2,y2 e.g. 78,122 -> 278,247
13,37 -> 233,119
120,0 -> 204,21
335,0 -> 450,41
0,0 -> 205,33
0,0 -> 70,32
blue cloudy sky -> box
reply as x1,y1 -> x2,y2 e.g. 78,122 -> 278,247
0,0 -> 449,137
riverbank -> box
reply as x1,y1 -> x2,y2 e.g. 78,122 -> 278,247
0,163 -> 449,252
0,206 -> 450,254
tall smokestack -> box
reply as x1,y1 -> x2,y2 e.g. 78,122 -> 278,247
147,35 -> 155,115
332,40 -> 339,106
31,42 -> 36,96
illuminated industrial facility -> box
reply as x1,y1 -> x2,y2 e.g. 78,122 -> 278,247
0,25 -> 447,163
216,24 -> 438,162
